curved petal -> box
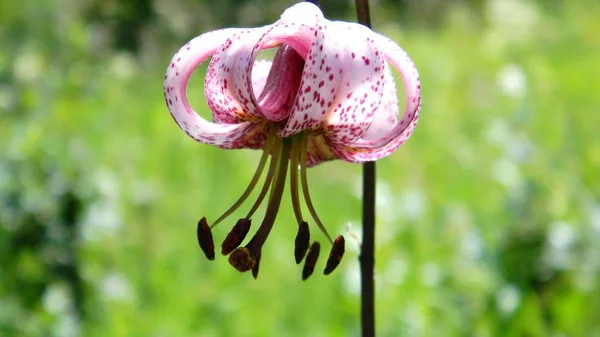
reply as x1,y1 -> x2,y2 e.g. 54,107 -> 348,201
253,45 -> 305,122
164,29 -> 260,148
327,115 -> 418,162
278,21 -> 386,145
204,27 -> 271,124
251,60 -> 272,98
360,64 -> 399,140
238,3 -> 322,122
311,61 -> 418,163
352,33 -> 421,149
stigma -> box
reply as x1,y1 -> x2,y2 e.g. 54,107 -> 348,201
196,129 -> 345,280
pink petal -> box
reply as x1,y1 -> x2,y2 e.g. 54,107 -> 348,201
204,28 -> 271,124
278,22 -> 386,144
360,64 -> 399,140
351,33 -> 421,149
253,45 -> 305,122
251,60 -> 272,98
164,29 -> 258,147
328,114 -> 418,162
237,3 -> 322,122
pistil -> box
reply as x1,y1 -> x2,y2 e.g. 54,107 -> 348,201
228,137 -> 293,272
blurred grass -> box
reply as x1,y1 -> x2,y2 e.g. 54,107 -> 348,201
2,0 -> 600,336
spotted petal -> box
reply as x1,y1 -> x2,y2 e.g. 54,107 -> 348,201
205,27 -> 271,124
278,21 -> 386,145
238,2 -> 323,122
351,33 -> 421,149
328,45 -> 420,162
329,115 -> 418,162
164,29 -> 260,148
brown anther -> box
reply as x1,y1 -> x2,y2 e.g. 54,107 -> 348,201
324,235 -> 345,275
221,218 -> 252,255
197,217 -> 215,260
302,241 -> 321,281
294,221 -> 310,264
228,247 -> 256,272
251,250 -> 262,279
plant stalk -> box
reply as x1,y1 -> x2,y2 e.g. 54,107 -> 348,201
355,2 -> 375,336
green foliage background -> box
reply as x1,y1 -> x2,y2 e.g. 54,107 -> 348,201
1,0 -> 599,336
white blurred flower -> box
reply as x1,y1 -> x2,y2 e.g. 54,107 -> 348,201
42,283 -> 72,315
343,261 -> 361,295
13,51 -> 44,82
497,63 -> 527,98
487,119 -> 511,145
95,169 -> 120,200
496,284 -> 521,315
56,312 -> 81,337
461,230 -> 484,260
100,272 -> 133,302
492,158 -> 523,192
81,200 -> 123,241
110,53 -> 137,80
547,221 -> 575,250
486,0 -> 540,44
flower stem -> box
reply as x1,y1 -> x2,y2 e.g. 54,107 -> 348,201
355,0 -> 376,336
361,162 -> 375,337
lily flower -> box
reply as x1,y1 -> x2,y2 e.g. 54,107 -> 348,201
163,2 -> 420,280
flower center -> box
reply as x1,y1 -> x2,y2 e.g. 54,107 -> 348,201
196,129 -> 345,280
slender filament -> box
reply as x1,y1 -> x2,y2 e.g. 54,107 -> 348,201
246,138 -> 293,255
246,138 -> 282,219
289,138 -> 304,224
211,131 -> 275,228
299,135 -> 333,244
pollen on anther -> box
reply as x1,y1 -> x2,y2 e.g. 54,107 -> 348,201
324,236 -> 345,275
228,247 -> 256,272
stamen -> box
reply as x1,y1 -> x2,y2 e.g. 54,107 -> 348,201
197,217 -> 215,260
294,221 -> 310,264
299,135 -> 334,244
229,138 -> 293,272
211,131 -> 275,228
324,235 -> 345,275
302,241 -> 321,281
252,250 -> 262,279
228,247 -> 255,272
289,138 -> 303,224
221,218 -> 251,255
245,138 -> 282,219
